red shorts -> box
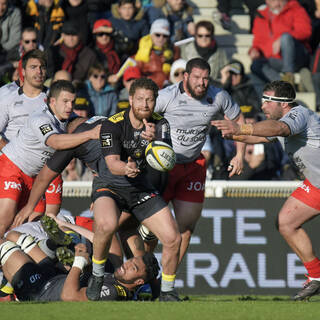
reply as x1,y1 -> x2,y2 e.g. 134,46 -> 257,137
0,154 -> 45,212
45,174 -> 63,205
75,216 -> 93,231
291,179 -> 320,211
162,154 -> 207,203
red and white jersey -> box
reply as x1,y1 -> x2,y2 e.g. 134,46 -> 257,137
2,105 -> 67,177
0,86 -> 47,141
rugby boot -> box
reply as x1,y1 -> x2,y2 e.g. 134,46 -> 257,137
41,215 -> 72,246
292,277 -> 320,301
159,290 -> 181,302
86,275 -> 104,301
56,246 -> 74,266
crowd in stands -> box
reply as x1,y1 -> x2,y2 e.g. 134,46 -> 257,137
0,0 -> 318,182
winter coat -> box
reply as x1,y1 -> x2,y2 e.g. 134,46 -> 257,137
251,0 -> 312,59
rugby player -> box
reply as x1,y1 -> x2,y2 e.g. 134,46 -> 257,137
0,50 -> 62,222
212,80 -> 320,301
154,57 -> 245,263
0,235 -> 159,301
0,80 -> 100,236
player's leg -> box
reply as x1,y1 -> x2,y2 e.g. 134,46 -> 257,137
172,199 -> 203,264
0,198 -> 18,237
278,193 -> 320,300
87,195 -> 120,300
142,205 -> 181,301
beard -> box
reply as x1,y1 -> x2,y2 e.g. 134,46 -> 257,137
131,105 -> 152,121
186,79 -> 208,100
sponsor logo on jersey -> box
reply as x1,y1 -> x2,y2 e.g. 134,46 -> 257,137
14,101 -> 23,106
134,149 -> 143,158
100,133 -> 112,147
39,124 -> 53,135
108,111 -> 125,123
179,100 -> 187,105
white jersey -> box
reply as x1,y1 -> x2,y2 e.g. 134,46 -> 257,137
2,105 -> 68,177
0,86 -> 47,141
155,82 -> 240,163
273,105 -> 320,188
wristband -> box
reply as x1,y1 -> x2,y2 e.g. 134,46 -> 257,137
72,256 -> 88,271
239,124 -> 253,135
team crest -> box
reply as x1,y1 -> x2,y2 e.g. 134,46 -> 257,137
100,133 -> 112,148
39,124 -> 53,135
134,149 -> 142,158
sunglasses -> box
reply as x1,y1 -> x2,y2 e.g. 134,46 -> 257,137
96,32 -> 110,37
174,70 -> 185,77
92,74 -> 106,79
24,39 -> 37,44
196,34 -> 211,38
154,33 -> 169,38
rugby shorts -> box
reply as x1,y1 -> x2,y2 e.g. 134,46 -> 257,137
291,178 -> 320,211
45,174 -> 63,205
0,154 -> 45,212
91,178 -> 167,222
163,153 -> 207,203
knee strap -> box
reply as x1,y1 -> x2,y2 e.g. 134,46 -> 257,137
0,241 -> 20,266
16,234 -> 37,254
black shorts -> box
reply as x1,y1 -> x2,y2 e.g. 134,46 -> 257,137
91,178 -> 167,222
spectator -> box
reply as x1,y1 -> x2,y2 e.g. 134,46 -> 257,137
91,19 -> 120,83
249,0 -> 311,88
181,20 -> 228,81
109,0 -> 149,59
0,0 -> 21,53
147,0 -> 194,42
24,0 -> 64,49
117,66 -> 141,111
47,20 -> 97,83
77,63 -> 117,116
168,58 -> 186,85
219,59 -> 260,112
134,18 -> 180,88
61,0 -> 89,45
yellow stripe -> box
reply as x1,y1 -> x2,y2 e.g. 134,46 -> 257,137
1,285 -> 14,294
162,272 -> 176,282
92,257 -> 107,264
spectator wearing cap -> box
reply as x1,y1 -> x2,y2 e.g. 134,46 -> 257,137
24,0 -> 64,49
61,0 -> 89,45
146,0 -> 195,43
181,20 -> 228,81
109,0 -> 149,59
91,19 -> 120,84
168,58 -> 186,85
219,59 -> 260,112
77,62 -> 117,117
134,18 -> 180,88
117,66 -> 141,111
47,20 -> 97,82
73,95 -> 92,118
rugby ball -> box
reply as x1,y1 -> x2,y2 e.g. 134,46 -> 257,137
145,141 -> 176,172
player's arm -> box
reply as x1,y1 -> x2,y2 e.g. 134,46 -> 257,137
211,119 -> 290,138
12,165 -> 60,227
46,125 -> 101,150
61,244 -> 89,301
0,135 -> 8,151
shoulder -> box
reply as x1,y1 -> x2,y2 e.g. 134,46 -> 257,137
107,111 -> 126,124
159,83 -> 180,98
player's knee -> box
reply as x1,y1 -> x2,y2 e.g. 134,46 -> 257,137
0,241 -> 20,266
162,232 -> 181,251
16,234 -> 37,254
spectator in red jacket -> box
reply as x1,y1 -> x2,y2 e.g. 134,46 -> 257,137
249,0 -> 311,89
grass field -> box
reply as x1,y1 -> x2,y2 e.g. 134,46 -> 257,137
2,295 -> 320,320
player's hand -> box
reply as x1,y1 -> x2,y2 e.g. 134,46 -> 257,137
74,243 -> 90,261
90,124 -> 102,140
141,119 -> 155,142
125,156 -> 140,178
12,207 -> 33,228
228,154 -> 243,177
211,120 -> 240,138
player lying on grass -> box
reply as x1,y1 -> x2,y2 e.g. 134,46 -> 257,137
0,231 -> 159,301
